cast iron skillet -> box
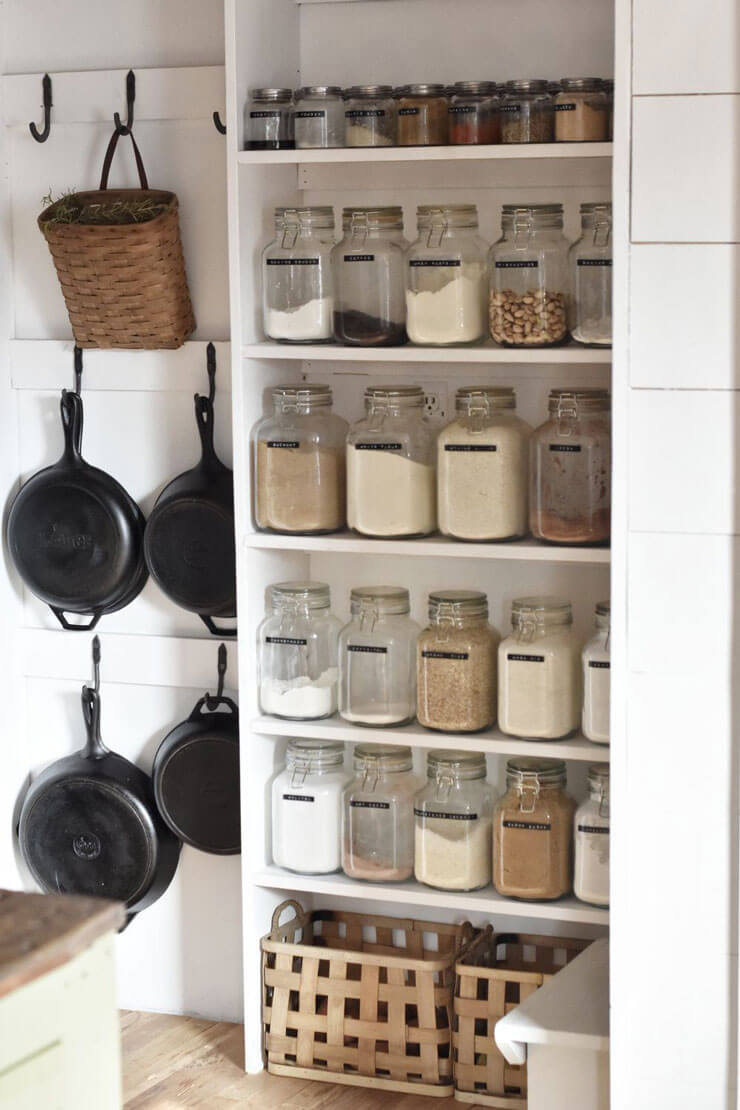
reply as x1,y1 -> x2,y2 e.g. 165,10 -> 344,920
18,638 -> 181,923
143,345 -> 236,637
153,643 -> 240,855
6,390 -> 148,631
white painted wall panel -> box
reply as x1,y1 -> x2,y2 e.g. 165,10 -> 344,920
633,0 -> 740,95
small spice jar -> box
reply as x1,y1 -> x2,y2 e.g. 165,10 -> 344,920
530,388 -> 611,545
498,597 -> 581,740
414,751 -> 494,891
574,763 -> 610,906
342,744 -> 421,882
293,86 -> 345,148
258,581 -> 341,720
252,384 -> 348,535
331,207 -> 408,346
448,81 -> 500,145
489,204 -> 570,347
339,586 -> 419,727
272,740 -> 350,874
397,84 -> 449,145
569,202 -> 612,347
344,85 -> 397,147
262,207 -> 336,343
437,386 -> 531,542
582,601 -> 610,744
554,79 -> 608,142
500,80 -> 554,144
244,87 -> 294,150
347,386 -> 436,538
417,589 -> 498,732
405,204 -> 489,346
493,757 -> 576,900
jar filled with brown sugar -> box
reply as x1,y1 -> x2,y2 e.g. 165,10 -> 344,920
493,757 -> 575,900
554,79 -> 608,142
396,84 -> 449,145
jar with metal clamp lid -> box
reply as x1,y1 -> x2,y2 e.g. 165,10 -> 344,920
343,85 -> 397,146
569,202 -> 612,347
342,744 -> 421,881
332,206 -> 408,346
244,87 -> 294,150
574,763 -> 610,905
500,79 -> 554,143
414,751 -> 494,891
582,601 -> 610,743
262,207 -> 336,343
448,81 -> 500,144
293,86 -> 345,148
338,586 -> 420,726
272,740 -> 350,874
554,78 -> 608,141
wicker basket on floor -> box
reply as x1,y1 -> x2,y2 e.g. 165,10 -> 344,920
453,927 -> 591,1108
262,899 -> 475,1097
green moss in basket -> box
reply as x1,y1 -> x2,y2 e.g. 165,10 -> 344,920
41,190 -> 169,226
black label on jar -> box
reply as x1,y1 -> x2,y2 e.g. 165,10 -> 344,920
295,110 -> 326,119
265,636 -> 307,646
414,809 -> 478,821
409,259 -> 462,268
283,794 -> 315,803
577,258 -> 612,267
266,258 -> 319,266
398,107 -> 420,116
267,440 -> 300,449
495,260 -> 538,269
449,105 -> 477,115
344,254 -> 376,262
250,110 -> 282,118
500,104 -> 521,113
578,824 -> 610,835
507,653 -> 545,663
503,820 -> 551,831
422,650 -> 469,660
589,660 -> 610,669
347,645 -> 388,654
345,109 -> 386,119
350,800 -> 391,810
445,444 -> 497,452
354,442 -> 403,451
554,103 -> 577,112
549,444 -> 582,453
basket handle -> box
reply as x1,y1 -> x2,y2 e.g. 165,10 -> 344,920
270,899 -> 305,935
99,126 -> 149,191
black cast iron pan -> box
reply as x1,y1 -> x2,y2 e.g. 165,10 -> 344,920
6,390 -> 147,631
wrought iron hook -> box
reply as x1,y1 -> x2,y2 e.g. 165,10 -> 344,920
206,341 -> 216,404
114,70 -> 136,135
73,346 -> 83,395
213,111 -> 226,135
29,74 -> 52,143
205,643 -> 227,710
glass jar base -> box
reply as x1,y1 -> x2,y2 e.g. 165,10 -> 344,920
271,336 -> 335,345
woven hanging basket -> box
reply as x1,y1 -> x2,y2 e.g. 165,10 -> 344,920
39,127 -> 195,350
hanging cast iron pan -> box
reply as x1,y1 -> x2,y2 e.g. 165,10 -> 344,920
6,390 -> 148,631
153,643 -> 240,854
143,344 -> 236,637
17,638 -> 181,924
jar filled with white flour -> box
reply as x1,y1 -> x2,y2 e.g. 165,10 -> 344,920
498,597 -> 581,739
342,745 -> 421,882
574,763 -> 610,905
272,740 -> 350,874
437,386 -> 531,541
414,751 -> 494,891
262,207 -> 335,343
582,601 -> 610,743
258,581 -> 341,719
347,385 -> 437,537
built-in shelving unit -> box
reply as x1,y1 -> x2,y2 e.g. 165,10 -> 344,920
242,341 -> 612,364
238,141 -> 613,165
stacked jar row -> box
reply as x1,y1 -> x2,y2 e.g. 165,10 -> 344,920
263,203 -> 612,348
273,742 -> 610,906
253,385 -> 611,546
245,80 -> 613,150
258,582 -> 611,743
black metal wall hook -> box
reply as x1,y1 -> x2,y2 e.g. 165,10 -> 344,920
205,643 -> 228,709
114,70 -> 136,135
206,341 -> 216,403
213,111 -> 226,135
29,73 -> 52,143
73,346 -> 83,395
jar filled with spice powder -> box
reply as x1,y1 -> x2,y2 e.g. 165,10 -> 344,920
344,85 -> 397,147
500,80 -> 554,143
448,81 -> 500,144
397,84 -> 449,145
554,79 -> 608,142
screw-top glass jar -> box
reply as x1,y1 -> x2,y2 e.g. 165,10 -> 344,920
244,87 -> 295,150
574,763 -> 610,905
582,601 -> 610,743
272,740 -> 350,874
258,581 -> 341,720
262,207 -> 336,343
417,589 -> 498,732
489,204 -> 570,347
293,86 -> 345,148
500,80 -> 554,143
437,386 -> 531,541
332,207 -> 408,346
344,85 -> 397,147
530,388 -> 611,544
342,744 -> 421,882
252,384 -> 347,535
569,202 -> 612,347
405,205 -> 489,346
347,386 -> 436,537
498,597 -> 581,739
414,751 -> 494,891
448,81 -> 500,144
396,83 -> 449,145
338,586 -> 420,727
554,79 -> 608,141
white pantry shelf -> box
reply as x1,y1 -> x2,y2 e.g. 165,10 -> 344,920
242,341 -> 612,365
238,142 -> 613,166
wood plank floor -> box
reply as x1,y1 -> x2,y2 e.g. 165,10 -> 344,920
121,1011 -> 477,1109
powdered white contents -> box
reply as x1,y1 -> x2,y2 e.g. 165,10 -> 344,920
406,266 -> 487,345
260,667 -> 338,718
272,767 -> 350,874
341,707 -> 414,726
266,297 -> 333,341
582,643 -> 610,743
415,816 -> 492,890
347,447 -> 436,537
574,801 -> 609,906
498,630 -> 581,739
437,418 -> 529,540
345,123 -> 393,147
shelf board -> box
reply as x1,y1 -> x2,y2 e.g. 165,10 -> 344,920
238,142 -> 613,166
251,866 -> 609,926
251,714 -> 608,762
242,341 -> 611,365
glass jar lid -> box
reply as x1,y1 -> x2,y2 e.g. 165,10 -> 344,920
271,383 -> 333,409
251,87 -> 293,102
286,739 -> 345,770
501,203 -> 564,231
364,384 -> 424,410
559,78 -> 604,92
588,763 -> 610,790
345,84 -> 394,99
506,756 -> 567,789
595,600 -> 610,631
404,83 -> 447,97
354,744 -> 413,773
547,387 -> 611,414
350,586 -> 410,616
275,206 -> 335,231
268,580 -> 331,611
296,85 -> 343,98
456,386 -> 516,413
426,750 -> 487,781
580,202 -> 612,231
429,589 -> 488,621
451,81 -> 498,96
417,203 -> 479,229
511,596 -> 573,628
342,205 -> 404,231
504,79 -> 551,93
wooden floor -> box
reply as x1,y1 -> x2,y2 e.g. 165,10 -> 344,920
121,1011 -> 474,1109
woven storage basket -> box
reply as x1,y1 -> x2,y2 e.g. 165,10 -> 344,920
262,899 -> 475,1097
453,927 -> 590,1108
38,127 -> 195,350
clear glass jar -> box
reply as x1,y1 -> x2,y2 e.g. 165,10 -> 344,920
396,83 -> 449,145
417,590 -> 498,732
448,81 -> 500,145
347,386 -> 436,537
498,597 -> 581,739
252,384 -> 347,535
244,87 -> 294,150
258,581 -> 341,720
530,388 -> 611,544
500,80 -> 554,143
332,207 -> 408,346
342,744 -> 421,881
262,207 -> 335,343
569,202 -> 612,347
602,79 -> 614,140
494,757 -> 576,900
554,78 -> 608,142
344,85 -> 397,147
338,587 -> 419,727
272,740 -> 350,874
293,86 -> 345,148
437,386 -> 531,541
414,751 -> 494,891
574,763 -> 609,905
489,204 -> 570,347
582,601 -> 610,743
405,205 -> 489,346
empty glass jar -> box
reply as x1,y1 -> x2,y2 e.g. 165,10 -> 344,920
574,764 -> 610,905
272,740 -> 350,874
500,80 -> 554,143
293,86 -> 345,148
569,202 -> 612,347
342,745 -> 421,881
414,751 -> 494,891
262,207 -> 335,343
332,207 -> 408,346
582,601 -> 610,743
397,84 -> 449,145
448,81 -> 500,144
344,85 -> 397,146
554,79 -> 609,141
244,87 -> 294,150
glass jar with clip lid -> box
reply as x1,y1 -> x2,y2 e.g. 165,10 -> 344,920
332,206 -> 408,346
342,744 -> 421,882
262,207 -> 336,343
414,750 -> 494,891
272,740 -> 350,874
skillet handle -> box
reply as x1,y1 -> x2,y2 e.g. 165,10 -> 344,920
60,389 -> 84,464
51,607 -> 102,631
199,614 -> 237,637
188,694 -> 239,723
81,685 -> 108,759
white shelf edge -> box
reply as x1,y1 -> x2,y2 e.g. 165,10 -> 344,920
241,341 -> 612,365
238,142 -> 613,165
